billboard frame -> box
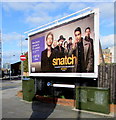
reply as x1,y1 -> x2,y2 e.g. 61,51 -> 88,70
27,8 -> 99,78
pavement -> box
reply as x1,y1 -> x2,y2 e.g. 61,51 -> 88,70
1,76 -> 21,81
1,79 -> 116,120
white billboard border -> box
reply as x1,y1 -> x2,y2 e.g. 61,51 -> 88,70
28,8 -> 99,78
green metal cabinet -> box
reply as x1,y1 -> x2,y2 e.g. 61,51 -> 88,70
76,87 -> 110,114
22,78 -> 35,101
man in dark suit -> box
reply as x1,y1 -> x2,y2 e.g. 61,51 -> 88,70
67,37 -> 73,52
69,27 -> 94,72
54,35 -> 65,57
84,27 -> 93,46
84,27 -> 94,71
41,32 -> 55,72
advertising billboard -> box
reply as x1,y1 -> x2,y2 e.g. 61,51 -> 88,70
28,8 -> 99,78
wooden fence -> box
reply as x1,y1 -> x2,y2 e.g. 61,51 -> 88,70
98,64 -> 116,103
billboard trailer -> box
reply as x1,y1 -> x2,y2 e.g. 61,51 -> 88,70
23,8 -> 103,103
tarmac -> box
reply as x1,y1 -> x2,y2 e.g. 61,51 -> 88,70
1,80 -> 116,120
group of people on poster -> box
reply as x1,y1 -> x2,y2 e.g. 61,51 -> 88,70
41,27 -> 94,73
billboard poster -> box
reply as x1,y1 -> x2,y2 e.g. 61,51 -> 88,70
31,36 -> 45,63
28,9 -> 99,77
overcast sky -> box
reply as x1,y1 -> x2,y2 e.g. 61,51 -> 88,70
1,0 -> 115,64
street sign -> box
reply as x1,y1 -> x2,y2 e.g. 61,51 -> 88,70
20,55 -> 26,61
47,82 -> 52,86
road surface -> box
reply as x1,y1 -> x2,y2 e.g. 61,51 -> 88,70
1,79 -> 114,119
